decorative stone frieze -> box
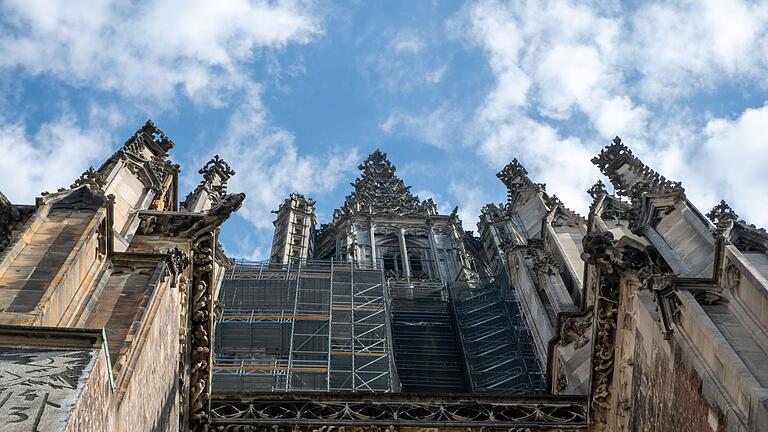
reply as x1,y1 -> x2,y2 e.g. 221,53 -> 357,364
208,395 -> 588,430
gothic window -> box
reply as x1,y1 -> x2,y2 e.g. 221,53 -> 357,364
382,248 -> 403,277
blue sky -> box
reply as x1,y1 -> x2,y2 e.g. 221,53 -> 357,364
1,0 -> 767,259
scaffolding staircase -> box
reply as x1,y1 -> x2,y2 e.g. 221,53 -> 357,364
388,280 -> 470,393
449,273 -> 545,394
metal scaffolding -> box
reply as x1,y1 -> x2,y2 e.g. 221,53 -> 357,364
387,279 -> 470,393
213,259 -> 391,393
449,268 -> 545,394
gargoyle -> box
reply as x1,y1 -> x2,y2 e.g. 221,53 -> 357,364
173,192 -> 245,239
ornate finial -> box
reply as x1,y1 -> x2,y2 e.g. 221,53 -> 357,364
496,159 -> 529,187
200,155 -> 236,183
587,180 -> 608,200
706,200 -> 738,224
591,137 -> 633,173
182,156 -> 237,209
70,167 -> 107,191
706,200 -> 738,234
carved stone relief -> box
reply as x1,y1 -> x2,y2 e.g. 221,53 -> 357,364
0,348 -> 97,431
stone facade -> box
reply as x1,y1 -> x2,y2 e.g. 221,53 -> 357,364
1,126 -> 767,432
0,121 -> 243,432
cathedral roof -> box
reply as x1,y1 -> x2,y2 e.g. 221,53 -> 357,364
337,149 -> 437,218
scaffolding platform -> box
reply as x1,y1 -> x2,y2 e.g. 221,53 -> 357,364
214,259 -> 392,393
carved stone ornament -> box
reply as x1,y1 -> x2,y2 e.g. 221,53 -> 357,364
724,262 -> 741,291
337,150 -> 438,218
591,137 -> 685,202
706,200 -> 738,232
558,308 -> 594,350
527,238 -> 560,276
587,180 -> 607,200
704,200 -> 768,250
580,230 -> 671,425
189,233 -> 216,431
496,159 -> 546,209
373,224 -> 400,236
70,166 -> 107,191
166,246 -> 191,276
208,397 -> 587,430
183,156 -> 237,208
112,120 -> 177,192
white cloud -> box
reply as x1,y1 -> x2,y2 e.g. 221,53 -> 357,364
448,182 -> 493,232
629,0 -> 768,100
475,115 -> 597,212
0,0 -> 322,105
695,104 -> 768,226
390,30 -> 426,55
365,28 -> 450,92
379,105 -> 463,149
202,85 -> 360,230
0,116 -> 112,203
432,0 -> 768,220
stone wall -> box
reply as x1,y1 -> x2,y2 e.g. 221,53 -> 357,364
113,275 -> 180,432
64,346 -> 112,432
629,329 -> 725,432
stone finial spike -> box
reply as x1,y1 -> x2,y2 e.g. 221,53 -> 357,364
587,180 -> 608,200
496,159 -> 530,188
591,137 -> 683,200
706,200 -> 739,235
181,155 -> 237,211
706,200 -> 738,224
200,155 -> 236,183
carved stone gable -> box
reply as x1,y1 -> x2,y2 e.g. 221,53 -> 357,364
496,159 -> 545,208
592,137 -> 684,201
339,149 -> 437,217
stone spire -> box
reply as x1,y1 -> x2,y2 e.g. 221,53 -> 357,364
591,137 -> 684,201
181,155 -> 236,212
98,119 -> 178,194
341,149 -> 437,217
496,159 -> 545,208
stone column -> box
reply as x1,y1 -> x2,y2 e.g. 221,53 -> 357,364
369,218 -> 377,268
398,227 -> 411,279
427,221 -> 443,284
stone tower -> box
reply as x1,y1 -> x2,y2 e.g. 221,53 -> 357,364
269,193 -> 316,263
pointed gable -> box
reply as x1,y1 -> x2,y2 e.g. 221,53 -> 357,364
340,149 -> 437,217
